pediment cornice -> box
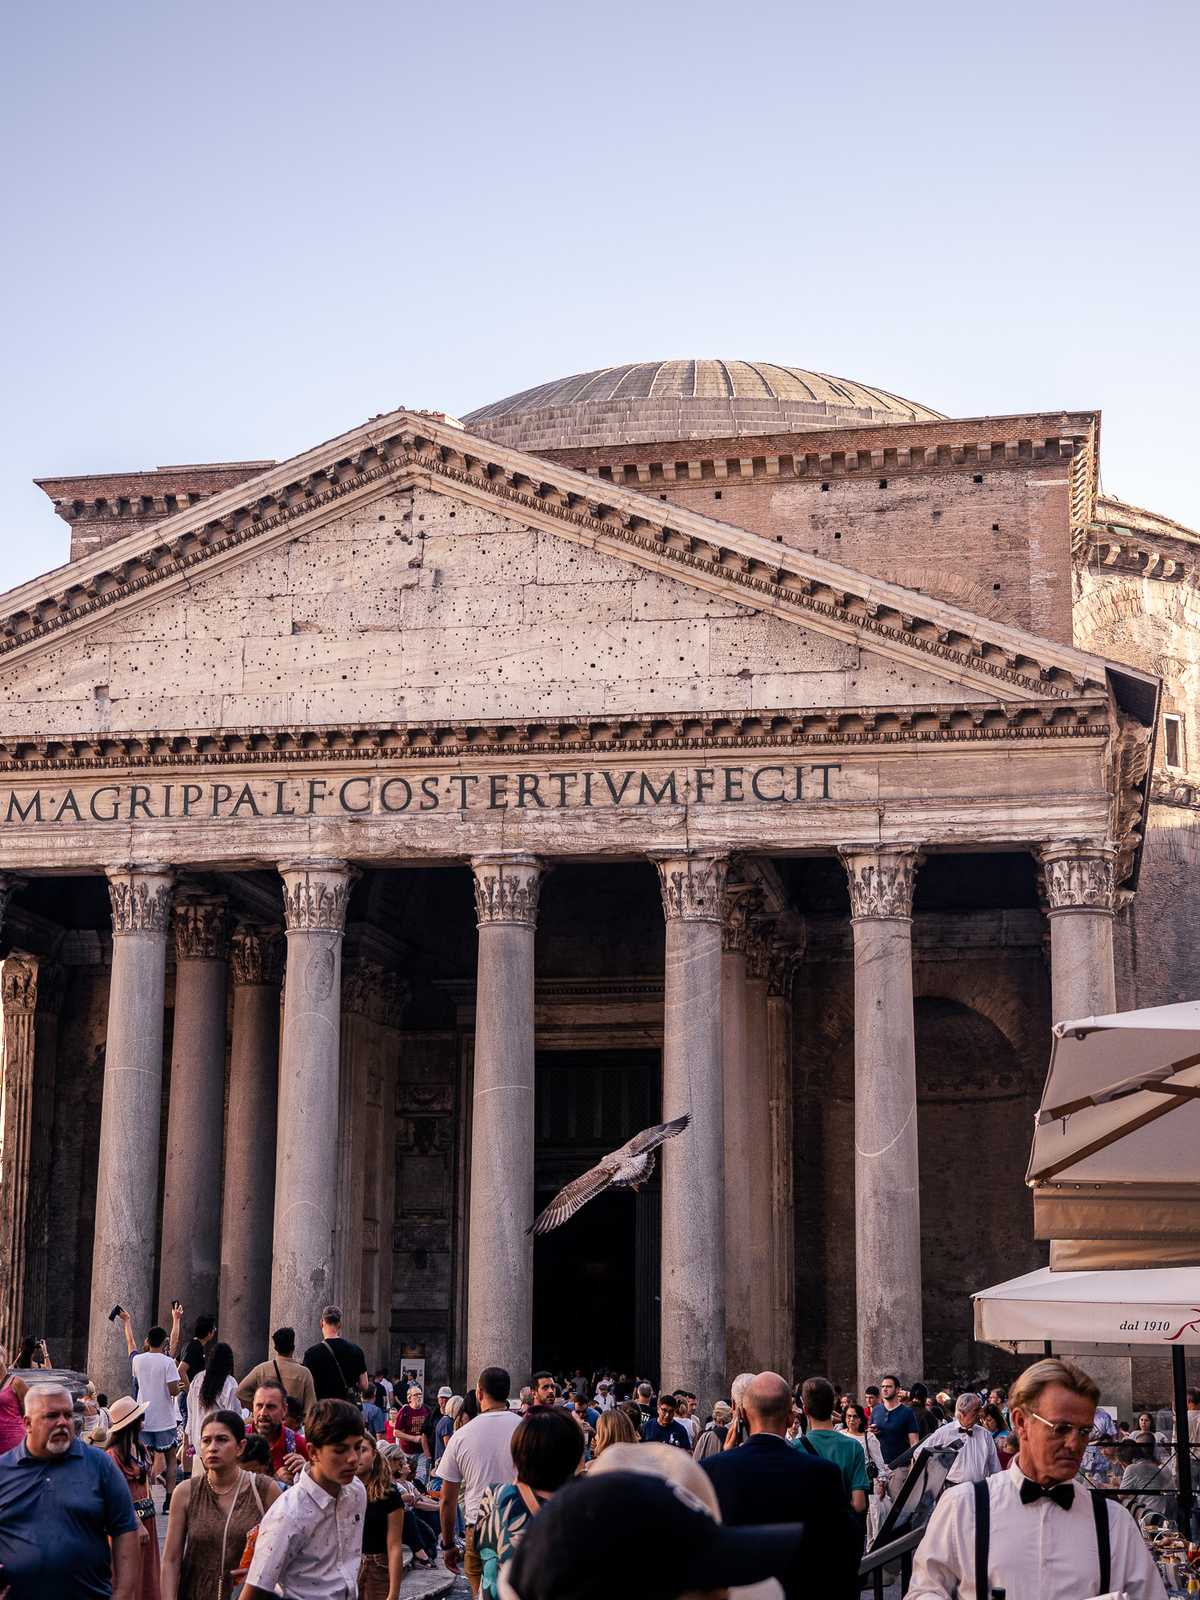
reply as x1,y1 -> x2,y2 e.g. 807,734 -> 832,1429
0,695 -> 1110,771
1,407 -> 1147,711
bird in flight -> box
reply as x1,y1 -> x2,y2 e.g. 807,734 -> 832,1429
528,1114 -> 691,1236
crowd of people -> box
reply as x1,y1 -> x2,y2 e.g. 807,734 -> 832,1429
1,1302 -> 1197,1599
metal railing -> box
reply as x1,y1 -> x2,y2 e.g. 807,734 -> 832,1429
858,1525 -> 926,1598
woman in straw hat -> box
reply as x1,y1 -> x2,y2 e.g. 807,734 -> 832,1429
101,1393 -> 162,1600
162,1408 -> 281,1600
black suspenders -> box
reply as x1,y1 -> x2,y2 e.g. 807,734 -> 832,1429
973,1480 -> 1111,1598
1091,1489 -> 1112,1595
973,1480 -> 990,1600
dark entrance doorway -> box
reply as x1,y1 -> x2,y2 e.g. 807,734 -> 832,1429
532,1049 -> 661,1378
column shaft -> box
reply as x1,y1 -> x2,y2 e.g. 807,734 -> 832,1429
766,942 -> 797,1376
219,927 -> 282,1369
270,861 -> 352,1344
656,853 -> 726,1407
1040,843 -> 1117,1022
841,847 -> 923,1388
744,937 -> 773,1368
720,893 -> 752,1381
0,958 -> 37,1357
88,865 -> 174,1400
160,898 -> 228,1321
466,855 -> 541,1388
1039,841 -> 1127,1411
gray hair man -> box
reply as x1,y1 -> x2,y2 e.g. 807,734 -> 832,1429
908,1357 -> 1168,1600
920,1392 -> 1002,1485
0,1383 -> 141,1598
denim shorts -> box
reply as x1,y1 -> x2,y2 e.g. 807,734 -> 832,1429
143,1427 -> 177,1451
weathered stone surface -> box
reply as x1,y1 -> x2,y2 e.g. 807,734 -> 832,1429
160,898 -> 228,1320
219,926 -> 282,1369
841,847 -> 924,1386
465,856 -> 541,1385
88,866 -> 173,1399
270,861 -> 350,1345
656,852 -> 726,1405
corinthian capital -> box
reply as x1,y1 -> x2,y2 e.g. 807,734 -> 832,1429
654,852 -> 728,924
471,855 -> 542,929
1,954 -> 39,1013
107,865 -> 174,936
1038,841 -> 1117,914
767,935 -> 803,999
174,896 -> 228,961
721,885 -> 757,953
230,925 -> 284,987
280,860 -> 353,933
839,846 -> 921,922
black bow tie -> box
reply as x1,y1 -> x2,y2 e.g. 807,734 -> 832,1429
1019,1478 -> 1074,1511
958,1427 -> 973,1436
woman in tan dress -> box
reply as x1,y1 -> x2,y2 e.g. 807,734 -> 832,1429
161,1409 -> 282,1600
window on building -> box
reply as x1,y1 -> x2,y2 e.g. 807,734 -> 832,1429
1164,714 -> 1183,769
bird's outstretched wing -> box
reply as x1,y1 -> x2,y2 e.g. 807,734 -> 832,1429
529,1158 -> 618,1236
617,1113 -> 691,1159
528,1114 -> 692,1236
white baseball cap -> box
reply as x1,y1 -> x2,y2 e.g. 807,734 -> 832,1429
437,1385 -> 453,1399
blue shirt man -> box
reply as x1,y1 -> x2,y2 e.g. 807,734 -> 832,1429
642,1398 -> 691,1449
0,1384 -> 139,1599
870,1376 -> 920,1467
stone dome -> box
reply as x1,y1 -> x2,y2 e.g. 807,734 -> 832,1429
464,359 -> 942,452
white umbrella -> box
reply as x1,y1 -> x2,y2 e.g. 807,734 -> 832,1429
975,1264 -> 1200,1532
973,1265 -> 1200,1353
1028,1001 -> 1200,1269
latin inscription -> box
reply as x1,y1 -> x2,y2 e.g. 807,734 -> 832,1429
0,764 -> 844,826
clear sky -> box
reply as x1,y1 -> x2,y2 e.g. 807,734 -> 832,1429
1,0 -> 1196,593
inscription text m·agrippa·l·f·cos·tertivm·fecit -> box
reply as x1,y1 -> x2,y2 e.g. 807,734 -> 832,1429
0,763 -> 846,826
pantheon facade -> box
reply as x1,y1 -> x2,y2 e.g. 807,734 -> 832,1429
0,359 -> 1192,1405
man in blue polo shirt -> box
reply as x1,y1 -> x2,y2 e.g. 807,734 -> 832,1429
0,1383 -> 139,1599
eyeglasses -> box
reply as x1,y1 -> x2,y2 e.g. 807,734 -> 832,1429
1029,1411 -> 1100,1444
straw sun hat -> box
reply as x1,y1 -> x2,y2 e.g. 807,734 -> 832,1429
92,1393 -> 146,1447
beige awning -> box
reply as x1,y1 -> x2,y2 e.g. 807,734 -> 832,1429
1028,1001 -> 1200,1263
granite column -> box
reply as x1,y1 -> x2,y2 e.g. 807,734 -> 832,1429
720,888 -> 753,1381
270,861 -> 352,1344
88,865 -> 174,1400
466,854 -> 542,1388
840,846 -> 923,1389
1038,840 -> 1129,1416
766,939 -> 800,1377
744,925 -> 774,1369
219,926 -> 283,1368
1039,841 -> 1118,1023
655,851 -> 727,1407
0,952 -> 62,1358
160,896 -> 228,1322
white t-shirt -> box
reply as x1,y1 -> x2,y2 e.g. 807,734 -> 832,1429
131,1350 -> 181,1432
437,1408 -> 521,1521
186,1371 -> 241,1455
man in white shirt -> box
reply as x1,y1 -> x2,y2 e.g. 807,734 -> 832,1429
922,1392 -> 1002,1485
119,1305 -> 182,1508
242,1398 -> 367,1600
439,1365 -> 522,1596
908,1356 -> 1167,1600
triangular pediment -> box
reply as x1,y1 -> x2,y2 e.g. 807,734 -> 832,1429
0,407 -> 1148,742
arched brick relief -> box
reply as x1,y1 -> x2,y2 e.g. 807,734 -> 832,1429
914,997 -> 1044,1383
913,959 -> 1047,1081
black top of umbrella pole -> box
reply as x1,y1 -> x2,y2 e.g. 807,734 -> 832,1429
1173,1344 -> 1195,1538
